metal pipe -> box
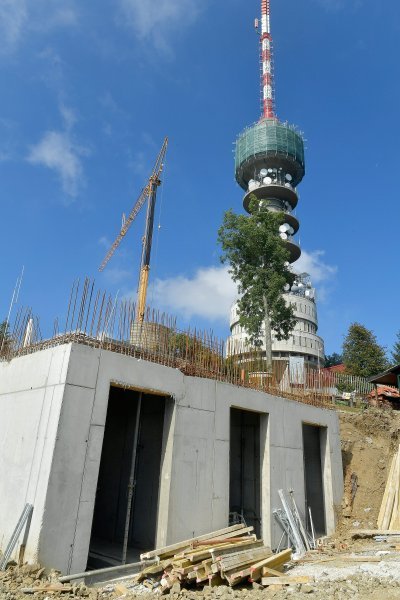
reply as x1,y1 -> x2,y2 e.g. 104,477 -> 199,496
58,559 -> 156,583
122,393 -> 142,564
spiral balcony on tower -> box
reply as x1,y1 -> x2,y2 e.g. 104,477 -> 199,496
236,118 -> 304,263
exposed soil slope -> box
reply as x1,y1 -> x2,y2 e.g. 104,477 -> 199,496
338,408 -> 400,538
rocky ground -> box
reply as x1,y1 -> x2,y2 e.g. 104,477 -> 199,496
2,408 -> 400,600
4,550 -> 400,600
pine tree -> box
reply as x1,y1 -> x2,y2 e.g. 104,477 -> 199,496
342,323 -> 388,378
324,352 -> 343,367
391,330 -> 400,365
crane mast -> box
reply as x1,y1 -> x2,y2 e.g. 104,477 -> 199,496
99,137 -> 168,324
136,173 -> 160,322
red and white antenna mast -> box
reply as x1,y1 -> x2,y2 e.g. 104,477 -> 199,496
260,0 -> 275,119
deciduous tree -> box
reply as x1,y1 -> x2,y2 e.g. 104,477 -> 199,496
218,197 -> 296,374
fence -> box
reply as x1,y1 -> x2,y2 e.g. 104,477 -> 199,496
0,278 -> 374,410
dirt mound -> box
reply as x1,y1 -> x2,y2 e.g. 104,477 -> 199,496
337,409 -> 400,539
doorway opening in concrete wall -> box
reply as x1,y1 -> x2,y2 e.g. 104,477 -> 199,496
302,423 -> 326,537
229,408 -> 261,537
87,386 -> 167,568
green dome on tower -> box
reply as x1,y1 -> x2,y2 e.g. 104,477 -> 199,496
235,118 -> 305,191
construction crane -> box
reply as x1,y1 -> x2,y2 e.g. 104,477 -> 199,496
99,137 -> 168,323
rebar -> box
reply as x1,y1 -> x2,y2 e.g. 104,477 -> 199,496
1,277 -> 377,410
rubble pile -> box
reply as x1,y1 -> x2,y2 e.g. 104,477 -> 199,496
134,524 -> 291,591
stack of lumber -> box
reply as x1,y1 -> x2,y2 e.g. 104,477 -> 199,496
136,524 -> 292,593
378,445 -> 400,531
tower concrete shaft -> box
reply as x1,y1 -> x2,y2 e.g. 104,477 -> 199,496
227,0 -> 325,368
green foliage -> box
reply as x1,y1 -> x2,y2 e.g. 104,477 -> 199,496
342,322 -> 388,379
324,352 -> 343,367
218,197 -> 296,358
0,320 -> 12,356
335,376 -> 355,394
391,330 -> 400,366
168,331 -> 217,364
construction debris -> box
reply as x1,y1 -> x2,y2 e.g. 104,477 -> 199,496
130,524 -> 292,592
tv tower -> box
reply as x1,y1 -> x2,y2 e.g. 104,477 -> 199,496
228,0 -> 325,369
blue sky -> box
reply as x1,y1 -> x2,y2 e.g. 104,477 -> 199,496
0,0 -> 399,356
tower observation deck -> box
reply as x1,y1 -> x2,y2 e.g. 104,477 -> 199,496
227,0 -> 324,368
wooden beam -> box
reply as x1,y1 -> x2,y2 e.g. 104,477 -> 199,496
261,576 -> 311,586
140,524 -> 246,559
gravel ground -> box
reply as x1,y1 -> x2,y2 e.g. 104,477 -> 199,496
3,546 -> 400,600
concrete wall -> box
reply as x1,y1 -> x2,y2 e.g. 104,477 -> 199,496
0,345 -> 71,564
0,343 -> 343,574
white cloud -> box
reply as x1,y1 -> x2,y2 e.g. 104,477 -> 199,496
146,251 -> 337,321
27,130 -> 88,198
118,0 -> 202,54
292,249 -> 337,301
59,104 -> 77,131
0,0 -> 77,54
292,249 -> 337,283
27,102 -> 89,199
0,0 -> 27,51
150,266 -> 237,321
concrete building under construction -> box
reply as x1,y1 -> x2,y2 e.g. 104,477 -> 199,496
227,0 -> 324,369
0,1 -> 342,578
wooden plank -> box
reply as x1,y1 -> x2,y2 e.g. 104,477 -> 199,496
390,446 -> 400,531
195,537 -> 254,546
250,556 -> 284,582
218,546 -> 272,571
208,573 -> 225,587
194,559 -> 212,572
224,566 -> 252,586
261,576 -> 311,586
200,527 -> 254,544
195,568 -> 207,582
378,452 -> 397,529
262,567 -> 284,577
173,565 -> 197,576
299,555 -> 382,564
140,524 -> 246,559
186,570 -> 197,580
186,539 -> 258,562
171,558 -> 192,568
222,554 -> 282,585
382,451 -> 398,530
232,549 -> 290,576
210,539 -> 262,561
